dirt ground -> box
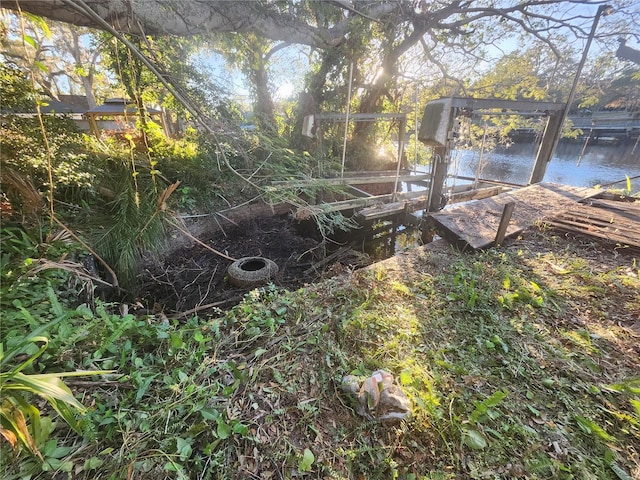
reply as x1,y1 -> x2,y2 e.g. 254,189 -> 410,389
136,207 -> 640,328
137,215 -> 334,314
86,212 -> 640,478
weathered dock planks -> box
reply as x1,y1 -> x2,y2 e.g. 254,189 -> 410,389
358,196 -> 428,221
358,185 -> 512,223
545,198 -> 640,249
426,183 -> 601,250
272,173 -> 431,188
293,190 -> 428,220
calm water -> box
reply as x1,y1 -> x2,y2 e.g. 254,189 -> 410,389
365,141 -> 639,259
448,141 -> 640,190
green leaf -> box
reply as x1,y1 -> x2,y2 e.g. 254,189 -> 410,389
491,335 -> 508,353
170,334 -> 184,350
24,13 -> 51,37
469,390 -> 507,423
541,378 -> 555,388
23,34 -> 38,50
47,396 -> 82,433
630,399 -> 640,419
462,428 -> 487,450
253,348 -> 268,359
176,437 -> 193,461
575,415 -> 615,442
602,379 -> 640,395
83,457 -> 103,471
232,422 -> 248,436
298,448 -> 315,472
47,287 -> 64,316
201,408 -> 219,421
0,317 -> 62,369
610,461 -> 633,480
3,371 -> 109,434
216,418 -> 231,439
399,370 -> 413,386
75,66 -> 88,77
135,374 -> 158,402
34,61 -> 49,73
48,444 -> 73,459
6,372 -> 85,412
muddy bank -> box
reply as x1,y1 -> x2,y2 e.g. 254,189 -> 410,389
136,213 -> 370,314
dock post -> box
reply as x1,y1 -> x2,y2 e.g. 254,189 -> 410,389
494,202 -> 516,247
529,110 -> 564,184
427,146 -> 449,212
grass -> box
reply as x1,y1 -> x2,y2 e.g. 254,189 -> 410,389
1,228 -> 639,479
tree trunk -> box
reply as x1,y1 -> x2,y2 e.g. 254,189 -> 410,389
349,27 -> 426,169
80,74 -> 97,109
289,51 -> 334,150
249,62 -> 276,134
67,27 -> 98,109
3,0 -> 346,48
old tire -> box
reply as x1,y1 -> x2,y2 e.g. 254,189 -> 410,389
227,257 -> 279,288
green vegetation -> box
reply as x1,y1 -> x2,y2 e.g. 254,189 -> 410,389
1,5 -> 639,479
2,222 -> 638,478
1,319 -> 111,460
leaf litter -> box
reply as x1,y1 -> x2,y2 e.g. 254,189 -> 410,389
6,224 -> 639,479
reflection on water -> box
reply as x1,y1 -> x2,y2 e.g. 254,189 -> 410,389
363,224 -> 425,260
365,142 -> 638,260
449,142 -> 639,189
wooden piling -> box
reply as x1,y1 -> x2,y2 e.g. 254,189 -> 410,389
494,202 -> 516,246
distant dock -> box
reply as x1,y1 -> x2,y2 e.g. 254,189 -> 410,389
511,111 -> 640,142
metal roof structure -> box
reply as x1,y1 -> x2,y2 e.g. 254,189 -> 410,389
84,98 -> 167,137
39,99 -> 84,114
0,98 -> 84,115
84,98 -> 163,116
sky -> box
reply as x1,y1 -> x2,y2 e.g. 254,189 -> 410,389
4,1 -> 638,110
193,44 -> 310,107
191,1 -> 639,110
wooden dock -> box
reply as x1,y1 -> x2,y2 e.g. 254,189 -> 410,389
426,183 -> 601,250
278,167 -> 639,253
545,198 -> 640,249
285,169 -> 518,226
357,185 -> 511,223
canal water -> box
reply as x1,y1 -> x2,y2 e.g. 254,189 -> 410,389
363,141 -> 639,259
447,141 -> 639,189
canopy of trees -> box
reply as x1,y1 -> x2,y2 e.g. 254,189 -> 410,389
2,1 -> 639,167
1,6 -> 639,477
3,0 -> 358,46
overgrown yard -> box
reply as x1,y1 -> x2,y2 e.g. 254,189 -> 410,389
3,4 -> 640,477
2,223 -> 639,480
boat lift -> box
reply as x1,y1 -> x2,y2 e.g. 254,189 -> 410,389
278,111 -> 433,222
417,97 -> 565,212
281,97 -> 566,227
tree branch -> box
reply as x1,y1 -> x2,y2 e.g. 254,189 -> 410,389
4,0 -> 346,48
264,41 -> 291,62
